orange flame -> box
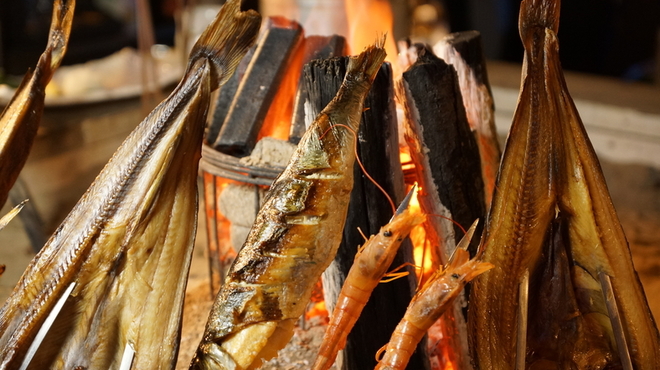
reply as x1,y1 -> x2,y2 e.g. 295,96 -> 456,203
344,0 -> 400,77
259,18 -> 305,141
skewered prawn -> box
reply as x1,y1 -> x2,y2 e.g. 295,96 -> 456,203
375,222 -> 493,370
312,189 -> 425,370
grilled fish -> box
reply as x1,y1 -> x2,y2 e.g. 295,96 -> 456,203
468,0 -> 660,368
0,0 -> 74,208
189,40 -> 387,370
0,1 -> 260,369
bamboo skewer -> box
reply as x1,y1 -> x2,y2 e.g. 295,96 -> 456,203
515,270 -> 529,370
18,282 -> 76,370
599,272 -> 634,370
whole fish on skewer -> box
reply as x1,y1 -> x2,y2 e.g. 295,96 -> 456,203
190,40 -> 387,370
0,1 -> 260,369
468,0 -> 660,369
0,0 -> 74,208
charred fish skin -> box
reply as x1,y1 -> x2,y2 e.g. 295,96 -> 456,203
191,41 -> 387,370
468,0 -> 660,369
0,1 -> 260,369
0,0 -> 74,208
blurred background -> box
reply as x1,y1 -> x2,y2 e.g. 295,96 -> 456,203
1,0 -> 659,83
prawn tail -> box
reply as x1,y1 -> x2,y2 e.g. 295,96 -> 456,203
463,260 -> 495,283
36,0 -> 75,85
187,0 -> 261,90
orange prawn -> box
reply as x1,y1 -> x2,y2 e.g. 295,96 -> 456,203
374,221 -> 493,370
312,188 -> 424,370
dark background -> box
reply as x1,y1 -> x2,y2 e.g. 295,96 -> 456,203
1,0 -> 658,82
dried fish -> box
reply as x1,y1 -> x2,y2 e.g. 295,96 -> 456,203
468,0 -> 660,369
0,0 -> 74,208
190,40 -> 387,370
0,1 -> 260,369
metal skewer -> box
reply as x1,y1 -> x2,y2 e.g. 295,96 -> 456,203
19,282 -> 76,370
599,272 -> 633,370
515,269 -> 529,370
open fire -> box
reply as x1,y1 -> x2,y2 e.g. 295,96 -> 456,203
1,0 -> 654,369
198,2 -> 495,369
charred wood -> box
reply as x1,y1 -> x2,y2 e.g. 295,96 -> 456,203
206,47 -> 255,145
399,45 -> 486,370
400,45 -> 486,261
434,31 -> 501,206
212,17 -> 303,156
289,35 -> 347,144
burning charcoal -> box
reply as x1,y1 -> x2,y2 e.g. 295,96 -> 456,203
290,35 -> 348,144
399,45 -> 486,261
398,44 -> 486,370
300,57 -> 348,130
434,31 -> 501,206
212,17 -> 303,156
206,46 -> 256,145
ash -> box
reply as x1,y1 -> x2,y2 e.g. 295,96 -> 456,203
258,316 -> 337,370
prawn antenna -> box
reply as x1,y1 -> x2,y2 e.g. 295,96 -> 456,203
320,123 -> 396,214
426,213 -> 467,235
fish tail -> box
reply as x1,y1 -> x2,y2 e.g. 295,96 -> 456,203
36,0 -> 75,85
344,35 -> 387,87
187,0 -> 261,90
519,0 -> 560,44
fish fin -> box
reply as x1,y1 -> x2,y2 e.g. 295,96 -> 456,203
519,0 -> 560,46
187,0 -> 261,90
36,0 -> 75,85
344,35 -> 387,87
